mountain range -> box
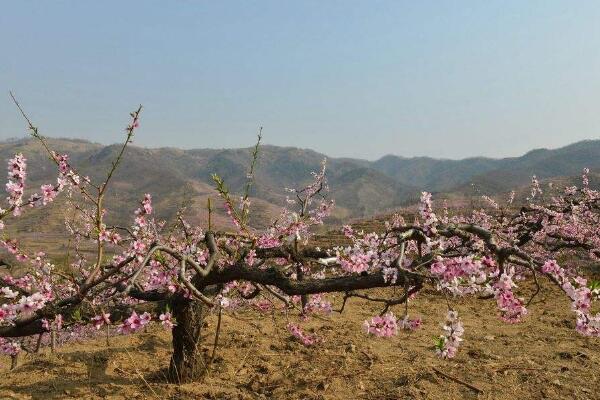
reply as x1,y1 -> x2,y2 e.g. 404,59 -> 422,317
2,137 -> 600,239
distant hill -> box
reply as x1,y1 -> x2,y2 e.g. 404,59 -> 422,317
371,140 -> 600,193
2,137 -> 600,242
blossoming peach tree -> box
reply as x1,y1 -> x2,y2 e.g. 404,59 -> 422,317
0,97 -> 599,382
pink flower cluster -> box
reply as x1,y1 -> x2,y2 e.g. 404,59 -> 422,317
41,315 -> 63,331
529,175 -> 543,200
244,249 -> 257,266
430,256 -> 489,295
6,154 -> 26,215
303,294 -> 332,315
14,292 -> 47,314
298,159 -> 328,200
259,160 -> 331,245
342,224 -> 354,239
494,271 -> 528,323
134,194 -> 153,224
582,168 -> 590,188
1,287 -> 18,299
0,338 -> 20,356
126,111 -> 140,131
3,152 -> 68,218
144,260 -> 178,293
129,193 -> 156,259
363,312 -> 398,337
542,260 -> 599,336
287,322 -> 320,346
419,192 -> 438,234
399,315 -> 422,331
337,232 -> 385,274
436,310 -> 464,359
52,152 -> 82,186
39,183 -> 59,205
99,228 -> 122,244
117,311 -> 151,334
223,201 -> 241,229
159,312 -> 175,329
91,313 -> 111,330
54,153 -> 70,175
339,249 -> 374,274
0,238 -> 29,262
257,232 -> 281,249
481,195 -> 499,210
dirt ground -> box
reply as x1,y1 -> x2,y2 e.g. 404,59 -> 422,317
1,284 -> 599,400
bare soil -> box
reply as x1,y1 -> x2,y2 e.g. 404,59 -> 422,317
1,285 -> 599,400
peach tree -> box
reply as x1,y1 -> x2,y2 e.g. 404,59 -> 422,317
0,98 -> 598,382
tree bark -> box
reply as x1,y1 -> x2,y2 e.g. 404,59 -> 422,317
168,298 -> 206,383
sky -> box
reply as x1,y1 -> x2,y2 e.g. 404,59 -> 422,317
1,1 -> 600,160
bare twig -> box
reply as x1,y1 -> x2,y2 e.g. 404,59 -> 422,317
432,367 -> 483,394
209,306 -> 223,367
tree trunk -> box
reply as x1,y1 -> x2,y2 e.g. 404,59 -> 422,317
168,298 -> 206,383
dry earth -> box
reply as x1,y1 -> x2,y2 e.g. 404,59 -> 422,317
0,283 -> 599,400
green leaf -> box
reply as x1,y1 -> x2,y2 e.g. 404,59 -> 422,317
154,252 -> 166,264
433,336 -> 445,350
588,280 -> 600,290
72,308 -> 82,322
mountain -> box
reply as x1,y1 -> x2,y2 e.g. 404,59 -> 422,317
2,137 -> 600,245
371,155 -> 501,192
372,139 -> 600,196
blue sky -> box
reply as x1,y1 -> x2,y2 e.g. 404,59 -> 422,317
2,1 -> 600,160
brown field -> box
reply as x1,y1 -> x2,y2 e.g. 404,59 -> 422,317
1,283 -> 599,400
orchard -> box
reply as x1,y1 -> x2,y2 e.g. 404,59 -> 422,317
0,99 -> 598,386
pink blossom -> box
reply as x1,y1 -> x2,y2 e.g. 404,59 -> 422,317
159,312 -> 175,329
530,175 -> 543,199
244,249 -> 257,266
399,315 -> 422,331
303,294 -> 332,315
419,192 -> 438,234
16,292 -> 46,313
342,225 -> 354,238
436,310 -> 464,359
132,240 -> 146,253
91,313 -> 111,330
1,287 -> 18,299
0,338 -> 20,356
493,270 -> 528,323
363,312 -> 398,337
257,233 -> 281,249
118,311 -> 151,334
339,249 -> 373,274
6,154 -> 27,214
40,184 -> 57,205
287,323 -> 320,346
141,194 -> 153,215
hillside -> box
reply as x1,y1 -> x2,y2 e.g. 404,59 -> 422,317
371,140 -> 600,193
2,137 -> 600,244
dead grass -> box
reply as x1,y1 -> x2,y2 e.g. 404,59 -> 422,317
1,284 -> 599,399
